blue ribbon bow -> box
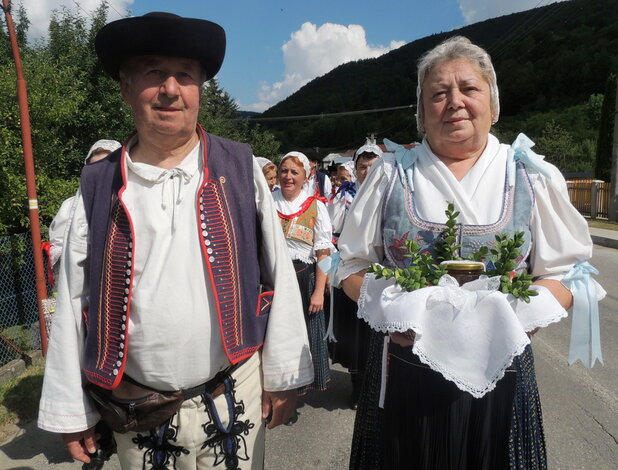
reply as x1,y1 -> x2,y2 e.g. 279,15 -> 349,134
337,181 -> 356,199
507,133 -> 553,186
384,138 -> 418,191
562,261 -> 604,368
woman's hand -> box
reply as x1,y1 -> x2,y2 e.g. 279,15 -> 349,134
309,290 -> 324,314
389,329 -> 416,347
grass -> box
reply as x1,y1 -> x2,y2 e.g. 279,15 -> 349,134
587,219 -> 618,231
0,357 -> 44,442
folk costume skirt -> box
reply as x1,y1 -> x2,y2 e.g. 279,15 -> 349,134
350,340 -> 547,470
329,287 -> 371,375
293,259 -> 330,394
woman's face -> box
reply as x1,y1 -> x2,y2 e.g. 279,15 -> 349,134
278,157 -> 307,200
422,58 -> 494,160
263,167 -> 278,190
338,167 -> 352,183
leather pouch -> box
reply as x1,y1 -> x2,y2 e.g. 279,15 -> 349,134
86,378 -> 184,433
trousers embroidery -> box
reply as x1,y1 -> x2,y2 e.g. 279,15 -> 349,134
200,376 -> 255,469
132,419 -> 189,470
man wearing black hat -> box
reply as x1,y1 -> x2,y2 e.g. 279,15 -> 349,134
38,12 -> 313,470
306,155 -> 331,199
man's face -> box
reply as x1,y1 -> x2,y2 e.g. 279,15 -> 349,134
355,154 -> 378,184
120,55 -> 202,142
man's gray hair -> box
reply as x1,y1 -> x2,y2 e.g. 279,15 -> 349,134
415,36 -> 500,135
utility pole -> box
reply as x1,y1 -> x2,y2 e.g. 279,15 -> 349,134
2,0 -> 49,354
610,78 -> 618,222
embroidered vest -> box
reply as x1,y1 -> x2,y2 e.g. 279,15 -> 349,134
278,197 -> 318,246
382,156 -> 534,272
80,126 -> 272,389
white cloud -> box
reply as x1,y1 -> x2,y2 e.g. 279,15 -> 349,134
246,22 -> 405,112
17,0 -> 132,40
458,0 -> 568,24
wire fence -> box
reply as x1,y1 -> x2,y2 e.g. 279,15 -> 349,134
0,232 -> 52,368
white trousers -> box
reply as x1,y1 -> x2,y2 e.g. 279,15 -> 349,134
114,353 -> 265,470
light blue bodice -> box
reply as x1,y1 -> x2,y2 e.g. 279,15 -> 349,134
382,157 -> 534,270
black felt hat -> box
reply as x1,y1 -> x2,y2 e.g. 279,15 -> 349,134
95,12 -> 226,81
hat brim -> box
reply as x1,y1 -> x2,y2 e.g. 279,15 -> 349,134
95,13 -> 226,81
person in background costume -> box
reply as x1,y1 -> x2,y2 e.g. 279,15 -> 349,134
328,143 -> 382,408
47,140 -> 121,272
307,154 -> 332,198
273,151 -> 335,395
38,12 -> 313,470
333,36 -> 604,470
255,156 -> 278,191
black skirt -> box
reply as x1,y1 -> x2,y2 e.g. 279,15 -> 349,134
293,259 -> 330,393
350,340 -> 547,470
349,329 -> 387,470
329,287 -> 371,374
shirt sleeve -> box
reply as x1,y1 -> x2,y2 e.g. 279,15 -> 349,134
333,156 -> 394,287
312,200 -> 336,255
529,163 -> 593,283
322,173 -> 332,198
328,193 -> 346,235
252,160 -> 314,391
38,188 -> 100,433
48,195 -> 77,267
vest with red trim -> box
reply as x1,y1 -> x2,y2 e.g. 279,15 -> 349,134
80,127 -> 271,389
278,197 -> 318,246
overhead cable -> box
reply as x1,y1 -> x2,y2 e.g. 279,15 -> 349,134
240,104 -> 416,122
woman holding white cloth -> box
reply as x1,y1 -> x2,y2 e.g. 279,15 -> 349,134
334,36 -> 601,470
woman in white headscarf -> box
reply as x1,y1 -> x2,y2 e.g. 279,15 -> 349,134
328,146 -> 382,408
328,160 -> 357,242
255,156 -> 278,191
273,151 -> 335,393
334,37 -> 602,470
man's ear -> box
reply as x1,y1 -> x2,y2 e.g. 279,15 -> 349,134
120,79 -> 130,104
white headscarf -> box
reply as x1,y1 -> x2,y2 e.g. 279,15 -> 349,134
281,151 -> 311,177
340,160 -> 357,183
85,139 -> 122,163
354,143 -> 383,161
254,156 -> 273,169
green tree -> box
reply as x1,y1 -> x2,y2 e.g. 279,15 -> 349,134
535,121 -> 577,172
0,2 -> 280,235
586,93 -> 604,129
199,79 -> 280,158
595,73 -> 616,181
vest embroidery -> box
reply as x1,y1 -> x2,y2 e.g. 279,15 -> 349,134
278,198 -> 318,246
383,160 -> 534,271
199,179 -> 245,355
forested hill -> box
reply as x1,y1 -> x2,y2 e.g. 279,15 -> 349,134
260,0 -> 618,153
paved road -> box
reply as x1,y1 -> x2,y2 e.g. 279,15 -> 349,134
1,246 -> 616,469
534,245 -> 618,470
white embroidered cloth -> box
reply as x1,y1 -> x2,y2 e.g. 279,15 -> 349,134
358,273 -> 568,398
